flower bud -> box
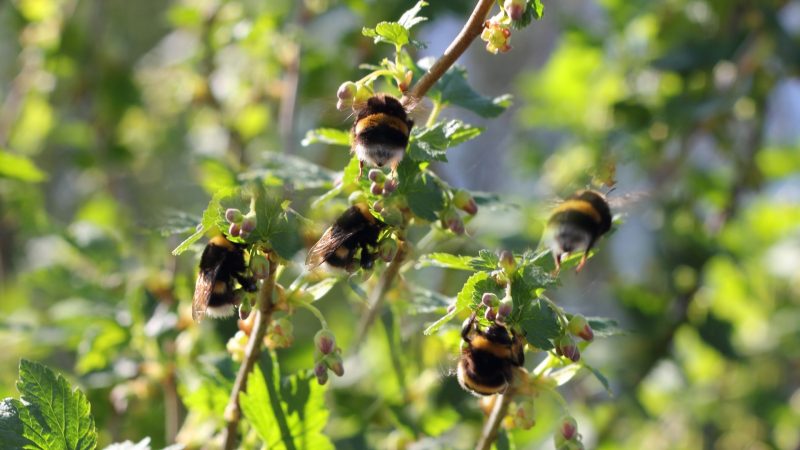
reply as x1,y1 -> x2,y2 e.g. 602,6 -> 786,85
265,317 -> 294,349
336,99 -> 350,111
499,250 -> 516,273
380,206 -> 403,227
555,336 -> 580,362
511,400 -> 536,430
229,222 -> 241,237
314,362 -> 329,385
326,351 -> 345,377
368,169 -> 386,183
379,239 -> 397,262
314,329 -> 336,355
482,292 -> 499,308
504,0 -> 526,21
337,81 -> 357,100
560,415 -> 578,441
348,190 -> 367,206
497,299 -> 513,320
240,215 -> 257,235
453,190 -> 478,215
238,308 -> 257,335
398,70 -> 413,92
370,182 -> 384,196
250,254 -> 269,280
485,307 -> 497,322
448,217 -> 465,235
568,314 -> 594,341
382,178 -> 398,194
354,84 -> 372,104
238,299 -> 252,321
372,200 -> 383,213
225,208 -> 244,223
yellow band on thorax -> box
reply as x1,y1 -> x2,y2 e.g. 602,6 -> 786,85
210,235 -> 235,250
355,113 -> 409,136
551,199 -> 602,223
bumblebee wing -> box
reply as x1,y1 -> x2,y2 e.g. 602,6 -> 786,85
192,263 -> 222,322
305,225 -> 360,270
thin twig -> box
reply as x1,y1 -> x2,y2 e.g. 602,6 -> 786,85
355,241 -> 407,346
221,254 -> 278,450
475,393 -> 512,450
403,0 -> 495,104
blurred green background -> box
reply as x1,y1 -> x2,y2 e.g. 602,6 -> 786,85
1,0 -> 799,448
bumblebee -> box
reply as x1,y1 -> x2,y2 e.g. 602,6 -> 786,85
306,204 -> 385,271
352,94 -> 414,177
545,189 -> 612,272
457,315 -> 526,396
192,235 -> 257,321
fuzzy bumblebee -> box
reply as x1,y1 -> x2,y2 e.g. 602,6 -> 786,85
306,204 -> 385,272
192,236 -> 257,321
457,315 -> 526,396
545,189 -> 612,272
351,94 -> 414,177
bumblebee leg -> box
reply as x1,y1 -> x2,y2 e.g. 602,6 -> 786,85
358,160 -> 364,178
551,252 -> 562,275
461,314 -> 477,342
575,252 -> 588,273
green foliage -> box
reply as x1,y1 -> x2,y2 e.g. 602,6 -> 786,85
423,62 -> 513,117
0,360 -> 96,450
239,355 -> 333,450
408,120 -> 483,163
0,150 -> 47,182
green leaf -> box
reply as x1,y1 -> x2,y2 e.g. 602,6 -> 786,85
416,253 -> 476,271
362,22 -> 409,48
11,360 -> 97,450
397,1 -> 428,29
519,300 -> 560,350
304,278 -> 339,302
587,317 -> 626,338
240,355 -> 333,450
0,399 -> 29,449
424,271 -> 501,335
250,184 -> 303,259
468,249 -> 499,271
241,153 -> 337,190
408,120 -> 482,162
0,150 -> 47,182
407,285 -> 453,315
512,0 -> 545,29
583,363 -> 613,395
171,188 -> 236,255
397,159 -> 445,221
301,128 -> 351,147
422,62 -> 512,118
550,364 -> 581,386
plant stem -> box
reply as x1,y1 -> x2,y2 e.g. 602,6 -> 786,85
221,254 -> 278,450
403,0 -> 494,103
475,393 -> 512,450
354,240 -> 407,347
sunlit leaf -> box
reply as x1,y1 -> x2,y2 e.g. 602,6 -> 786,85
2,360 -> 98,450
301,128 -> 351,147
240,355 -> 333,450
416,253 -> 476,271
0,150 -> 47,182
